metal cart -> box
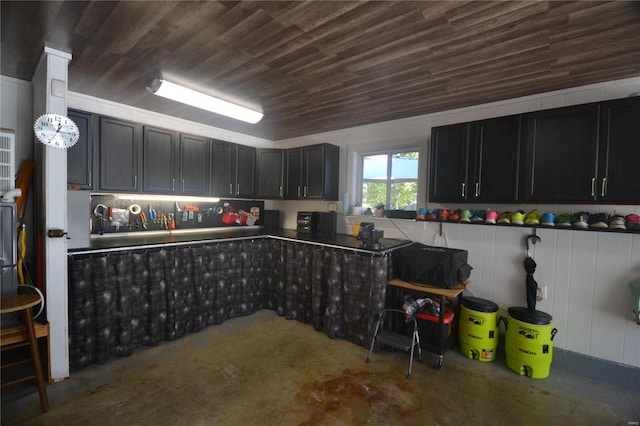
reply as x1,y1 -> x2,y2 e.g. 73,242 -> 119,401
385,278 -> 468,370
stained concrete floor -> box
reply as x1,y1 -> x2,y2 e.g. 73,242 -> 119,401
2,310 -> 639,425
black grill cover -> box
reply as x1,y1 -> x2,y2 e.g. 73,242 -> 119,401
394,243 -> 472,288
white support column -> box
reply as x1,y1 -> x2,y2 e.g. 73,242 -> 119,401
32,46 -> 72,382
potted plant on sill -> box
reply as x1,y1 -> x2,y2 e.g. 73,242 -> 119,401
374,203 -> 386,218
351,201 -> 363,216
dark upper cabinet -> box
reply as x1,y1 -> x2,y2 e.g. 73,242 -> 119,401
523,104 -> 600,203
285,148 -> 303,199
429,124 -> 470,203
236,145 -> 256,198
255,148 -> 284,198
210,140 -> 234,197
210,140 -> 255,198
597,96 -> 640,203
472,116 -> 521,203
67,109 -> 94,189
429,116 -> 521,203
285,143 -> 339,200
143,126 -> 177,193
179,134 -> 210,195
98,116 -> 141,192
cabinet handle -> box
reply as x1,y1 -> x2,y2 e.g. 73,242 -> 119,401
230,183 -> 233,195
591,177 -> 596,197
304,186 -> 307,197
88,171 -> 92,187
182,179 -> 185,191
134,175 -> 137,188
461,182 -> 466,198
297,186 -> 301,197
172,178 -> 175,192
601,177 -> 607,197
475,182 -> 480,198
236,184 -> 240,195
279,186 -> 283,198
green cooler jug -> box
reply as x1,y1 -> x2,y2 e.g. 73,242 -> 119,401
505,307 -> 557,379
458,297 -> 499,362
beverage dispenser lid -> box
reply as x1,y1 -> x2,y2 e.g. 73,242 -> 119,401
508,306 -> 552,325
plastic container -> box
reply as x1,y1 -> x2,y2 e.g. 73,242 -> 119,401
415,308 -> 455,345
458,296 -> 499,362
504,307 -> 557,379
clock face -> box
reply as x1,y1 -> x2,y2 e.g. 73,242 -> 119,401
33,113 -> 80,149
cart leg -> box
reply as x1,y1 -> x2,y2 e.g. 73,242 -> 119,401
434,355 -> 443,370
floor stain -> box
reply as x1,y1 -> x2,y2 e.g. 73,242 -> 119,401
219,363 -> 241,379
295,369 -> 422,425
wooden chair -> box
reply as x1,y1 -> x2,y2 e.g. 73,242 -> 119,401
1,294 -> 49,412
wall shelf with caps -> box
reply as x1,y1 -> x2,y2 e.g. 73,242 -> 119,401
415,218 -> 640,236
89,194 -> 264,235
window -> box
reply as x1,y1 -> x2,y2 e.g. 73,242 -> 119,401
360,150 -> 419,210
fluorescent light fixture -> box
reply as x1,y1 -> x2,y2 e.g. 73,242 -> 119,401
113,194 -> 220,203
147,78 -> 263,124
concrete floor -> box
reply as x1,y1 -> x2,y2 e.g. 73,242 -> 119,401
2,310 -> 639,425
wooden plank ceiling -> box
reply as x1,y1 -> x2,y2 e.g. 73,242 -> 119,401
2,1 -> 640,141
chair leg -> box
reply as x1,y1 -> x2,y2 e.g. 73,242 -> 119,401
414,330 -> 423,362
366,317 -> 382,363
407,335 -> 415,380
22,308 -> 49,413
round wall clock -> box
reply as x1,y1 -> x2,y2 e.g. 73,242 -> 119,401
33,113 -> 80,149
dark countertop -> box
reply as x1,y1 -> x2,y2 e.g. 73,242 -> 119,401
69,227 -> 412,255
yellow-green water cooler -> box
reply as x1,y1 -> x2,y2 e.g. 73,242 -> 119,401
458,297 -> 499,362
505,307 -> 557,379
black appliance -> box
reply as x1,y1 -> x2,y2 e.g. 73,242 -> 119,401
297,211 -> 318,234
357,222 -> 384,249
317,212 -> 337,235
262,210 -> 280,230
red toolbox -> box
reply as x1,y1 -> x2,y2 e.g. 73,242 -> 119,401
415,309 -> 455,344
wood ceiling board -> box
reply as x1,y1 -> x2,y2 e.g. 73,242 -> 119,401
4,0 -> 640,141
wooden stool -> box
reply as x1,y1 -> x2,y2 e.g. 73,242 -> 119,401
1,294 -> 49,412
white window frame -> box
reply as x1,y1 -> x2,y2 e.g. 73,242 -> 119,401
358,148 -> 420,211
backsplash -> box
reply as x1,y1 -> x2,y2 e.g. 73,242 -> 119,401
89,194 -> 264,235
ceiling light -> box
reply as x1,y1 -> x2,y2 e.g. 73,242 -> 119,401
147,78 -> 263,124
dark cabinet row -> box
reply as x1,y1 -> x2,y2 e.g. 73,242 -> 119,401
255,144 -> 340,200
67,111 -> 339,200
429,96 -> 640,204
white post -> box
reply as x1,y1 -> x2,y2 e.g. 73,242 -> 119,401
32,46 -> 72,382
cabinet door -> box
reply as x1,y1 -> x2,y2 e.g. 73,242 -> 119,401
99,117 -> 141,192
471,116 -> 521,203
210,140 -> 234,197
318,143 -> 339,201
179,134 -> 210,195
524,104 -> 599,202
303,145 -> 325,199
285,148 -> 303,199
256,148 -> 284,198
235,145 -> 255,198
67,110 -> 93,189
143,126 -> 176,193
429,124 -> 470,202
598,97 -> 640,203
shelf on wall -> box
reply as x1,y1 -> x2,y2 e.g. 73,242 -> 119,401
347,215 -> 640,235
